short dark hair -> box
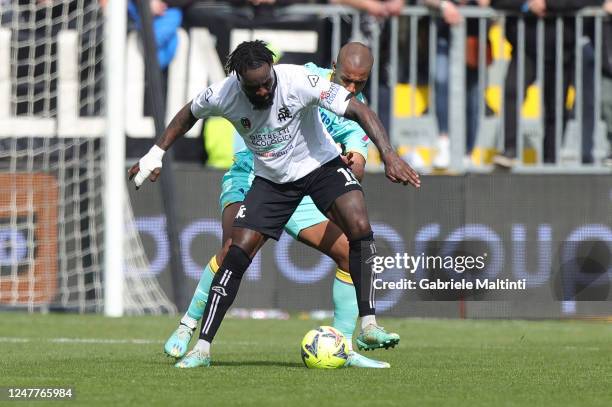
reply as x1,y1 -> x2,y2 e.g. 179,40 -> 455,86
225,40 -> 275,76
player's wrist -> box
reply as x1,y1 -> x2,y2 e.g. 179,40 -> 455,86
149,145 -> 166,160
380,149 -> 397,163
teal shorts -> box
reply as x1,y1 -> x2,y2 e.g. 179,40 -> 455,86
219,163 -> 328,240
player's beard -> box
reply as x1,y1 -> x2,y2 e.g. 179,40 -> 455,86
249,95 -> 274,110
249,70 -> 277,110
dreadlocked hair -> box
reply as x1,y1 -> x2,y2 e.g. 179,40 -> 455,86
225,40 -> 275,76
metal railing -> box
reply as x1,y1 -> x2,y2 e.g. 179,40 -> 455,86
280,5 -> 611,173
2,3 -> 609,173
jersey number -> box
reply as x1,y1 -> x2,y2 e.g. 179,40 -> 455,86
337,168 -> 359,186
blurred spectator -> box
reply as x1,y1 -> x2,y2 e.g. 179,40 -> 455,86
126,0 -> 191,160
223,0 -> 318,18
330,0 -> 405,17
245,0 -> 276,5
327,0 -> 406,136
423,0 -> 491,169
128,0 -> 189,70
225,0 -> 275,18
491,0 -> 603,167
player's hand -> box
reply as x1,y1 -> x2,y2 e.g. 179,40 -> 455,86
604,0 -> 612,14
364,0 -> 390,17
528,0 -> 546,17
441,1 -> 463,26
341,151 -> 355,168
382,151 -> 421,188
384,0 -> 404,16
128,145 -> 165,189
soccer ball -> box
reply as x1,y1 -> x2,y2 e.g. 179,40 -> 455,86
300,326 -> 349,369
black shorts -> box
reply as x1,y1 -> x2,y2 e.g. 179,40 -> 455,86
233,156 -> 363,240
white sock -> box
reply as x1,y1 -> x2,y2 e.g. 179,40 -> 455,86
194,339 -> 210,354
361,315 -> 377,330
180,315 -> 198,330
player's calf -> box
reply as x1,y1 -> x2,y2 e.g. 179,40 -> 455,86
348,232 -> 377,318
347,232 -> 401,350
194,244 -> 252,356
163,256 -> 220,358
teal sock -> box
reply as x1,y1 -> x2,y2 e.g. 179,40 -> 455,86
184,258 -> 217,323
332,270 -> 358,351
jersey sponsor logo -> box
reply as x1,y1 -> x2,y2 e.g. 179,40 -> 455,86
319,110 -> 336,134
211,286 -> 228,296
307,75 -> 319,87
236,205 -> 246,219
204,87 -> 213,102
277,106 -> 292,122
240,117 -> 251,129
249,128 -> 292,148
320,83 -> 340,104
256,144 -> 294,158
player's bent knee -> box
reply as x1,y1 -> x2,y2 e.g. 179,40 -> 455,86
221,244 -> 252,279
347,219 -> 372,241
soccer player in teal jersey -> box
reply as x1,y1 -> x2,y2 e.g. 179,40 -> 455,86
165,43 -> 396,368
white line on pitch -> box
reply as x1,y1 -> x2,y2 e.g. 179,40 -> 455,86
0,336 -> 162,345
0,337 -> 257,346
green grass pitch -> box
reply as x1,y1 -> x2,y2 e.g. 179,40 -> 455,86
1,312 -> 611,406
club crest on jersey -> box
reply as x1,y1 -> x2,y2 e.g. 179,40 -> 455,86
240,117 -> 251,129
307,75 -> 319,87
337,167 -> 359,187
277,106 -> 292,122
320,83 -> 340,104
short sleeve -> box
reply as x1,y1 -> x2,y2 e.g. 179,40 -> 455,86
191,81 -> 224,119
342,128 -> 369,160
343,92 -> 369,159
293,67 -> 352,117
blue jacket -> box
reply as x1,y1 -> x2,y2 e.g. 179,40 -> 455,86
128,1 -> 183,69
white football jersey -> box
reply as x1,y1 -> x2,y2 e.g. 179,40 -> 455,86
191,64 -> 352,183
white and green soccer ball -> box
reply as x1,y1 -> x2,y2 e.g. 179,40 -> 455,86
300,326 -> 349,369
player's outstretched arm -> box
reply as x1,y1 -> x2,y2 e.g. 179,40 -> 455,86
128,102 -> 199,189
344,98 -> 421,188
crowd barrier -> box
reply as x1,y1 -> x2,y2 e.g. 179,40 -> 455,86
0,5 -> 609,173
129,166 -> 612,318
0,4 -> 610,174
281,5 -> 611,172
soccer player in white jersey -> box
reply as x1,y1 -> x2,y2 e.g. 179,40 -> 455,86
164,43 -> 392,368
130,40 -> 420,368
